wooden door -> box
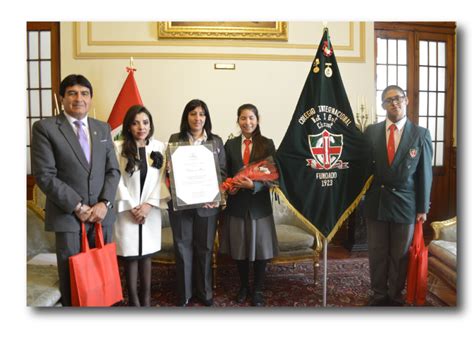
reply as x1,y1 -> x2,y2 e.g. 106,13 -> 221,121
375,22 -> 456,229
26,22 -> 60,199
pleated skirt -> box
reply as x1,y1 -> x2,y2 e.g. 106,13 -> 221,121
220,212 -> 279,261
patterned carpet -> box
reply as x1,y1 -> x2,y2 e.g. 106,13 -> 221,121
118,256 -> 446,307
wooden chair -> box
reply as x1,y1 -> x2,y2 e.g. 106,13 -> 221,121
427,216 -> 457,306
270,195 -> 323,284
214,194 -> 323,288
27,185 -> 61,306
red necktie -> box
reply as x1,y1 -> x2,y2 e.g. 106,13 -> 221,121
243,139 -> 252,165
387,124 -> 396,165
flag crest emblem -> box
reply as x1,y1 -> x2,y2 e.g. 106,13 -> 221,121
308,130 -> 343,170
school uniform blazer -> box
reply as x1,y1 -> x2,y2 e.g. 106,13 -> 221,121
31,113 -> 120,232
363,119 -> 433,224
168,132 -> 226,217
113,139 -> 171,257
224,135 -> 276,219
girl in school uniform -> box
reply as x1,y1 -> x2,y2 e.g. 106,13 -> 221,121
221,103 -> 279,306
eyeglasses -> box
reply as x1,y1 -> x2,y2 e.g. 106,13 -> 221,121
383,95 -> 405,105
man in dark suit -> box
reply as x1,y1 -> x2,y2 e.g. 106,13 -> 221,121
363,85 -> 433,306
31,74 -> 120,306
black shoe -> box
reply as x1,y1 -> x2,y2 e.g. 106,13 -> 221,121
177,298 -> 189,307
197,297 -> 213,307
236,287 -> 249,304
367,296 -> 389,306
252,291 -> 265,307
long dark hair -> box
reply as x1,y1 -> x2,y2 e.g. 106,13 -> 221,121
178,99 -> 215,140
121,105 -> 155,175
237,103 -> 266,161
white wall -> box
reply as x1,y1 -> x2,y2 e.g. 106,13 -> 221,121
60,22 -> 375,146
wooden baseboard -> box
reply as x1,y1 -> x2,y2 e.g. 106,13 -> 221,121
27,175 -> 35,200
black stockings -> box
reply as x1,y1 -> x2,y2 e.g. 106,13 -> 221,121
124,257 -> 152,307
235,259 -> 268,291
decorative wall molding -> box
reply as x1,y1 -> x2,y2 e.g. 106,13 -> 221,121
74,22 -> 366,63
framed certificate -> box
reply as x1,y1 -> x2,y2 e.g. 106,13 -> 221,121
167,142 -> 223,211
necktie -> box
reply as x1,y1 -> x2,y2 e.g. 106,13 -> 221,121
387,124 -> 396,166
73,120 -> 90,163
243,139 -> 252,165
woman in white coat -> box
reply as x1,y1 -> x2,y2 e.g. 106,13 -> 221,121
113,105 -> 170,306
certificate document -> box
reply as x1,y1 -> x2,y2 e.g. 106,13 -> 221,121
168,142 -> 223,210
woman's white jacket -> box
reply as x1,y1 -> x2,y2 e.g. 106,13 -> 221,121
113,139 -> 170,257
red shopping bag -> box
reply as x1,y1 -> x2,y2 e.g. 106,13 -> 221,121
415,246 -> 429,305
69,223 -> 123,307
406,221 -> 428,305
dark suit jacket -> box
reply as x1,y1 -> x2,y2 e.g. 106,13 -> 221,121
168,132 -> 226,217
363,119 -> 433,224
31,113 -> 120,232
224,135 -> 276,219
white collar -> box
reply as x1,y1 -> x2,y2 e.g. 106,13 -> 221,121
241,135 -> 253,144
385,116 -> 407,131
65,112 -> 89,128
187,130 -> 208,144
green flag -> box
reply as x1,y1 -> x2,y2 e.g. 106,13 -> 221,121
275,28 -> 372,241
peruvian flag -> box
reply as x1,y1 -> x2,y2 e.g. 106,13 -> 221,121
108,67 -> 143,139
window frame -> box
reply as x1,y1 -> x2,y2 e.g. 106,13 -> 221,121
26,22 -> 60,199
374,22 -> 455,176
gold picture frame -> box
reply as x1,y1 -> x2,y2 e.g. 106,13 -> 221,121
158,22 -> 288,41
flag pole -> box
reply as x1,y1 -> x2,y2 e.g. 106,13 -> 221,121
323,237 -> 328,307
54,92 -> 60,115
322,22 -> 329,48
